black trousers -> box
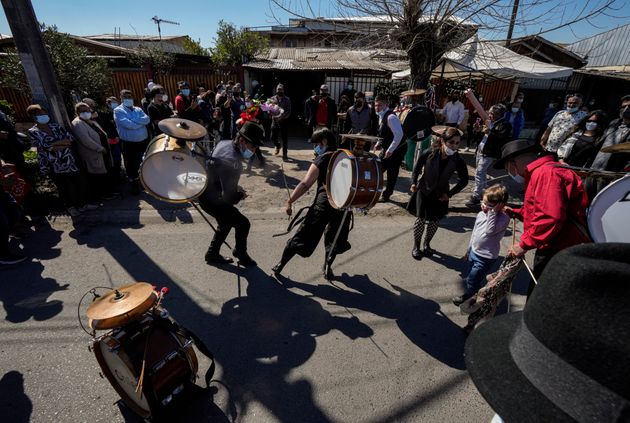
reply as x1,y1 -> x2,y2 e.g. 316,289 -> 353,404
50,172 -> 85,208
121,139 -> 149,180
271,122 -> 289,157
381,144 -> 408,199
198,197 -> 251,254
527,249 -> 560,299
0,191 -> 20,253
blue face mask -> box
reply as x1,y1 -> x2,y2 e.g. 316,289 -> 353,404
181,89 -> 190,96
241,146 -> 254,159
314,145 -> 327,156
567,106 -> 579,113
123,99 -> 134,108
110,102 -> 119,110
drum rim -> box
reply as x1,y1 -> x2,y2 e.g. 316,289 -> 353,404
587,175 -> 630,242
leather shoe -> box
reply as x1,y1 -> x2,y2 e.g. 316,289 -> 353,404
411,246 -> 423,260
272,262 -> 284,276
233,249 -> 257,267
452,293 -> 473,306
424,246 -> 437,257
205,253 -> 234,265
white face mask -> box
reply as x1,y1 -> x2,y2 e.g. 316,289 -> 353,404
585,121 -> 598,131
79,111 -> 92,120
445,147 -> 456,156
511,107 -> 519,113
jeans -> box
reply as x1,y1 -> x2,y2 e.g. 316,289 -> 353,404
464,248 -> 497,295
473,151 -> 493,200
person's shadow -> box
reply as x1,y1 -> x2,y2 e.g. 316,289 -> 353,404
282,272 -> 467,369
0,371 -> 32,423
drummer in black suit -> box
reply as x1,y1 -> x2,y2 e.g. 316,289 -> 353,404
272,128 -> 351,280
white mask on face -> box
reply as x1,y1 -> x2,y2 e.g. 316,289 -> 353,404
445,147 -> 456,156
79,111 -> 92,120
585,121 -> 598,131
162,94 -> 168,102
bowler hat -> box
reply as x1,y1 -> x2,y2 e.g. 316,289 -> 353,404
238,121 -> 265,146
493,139 -> 541,169
465,243 -> 630,422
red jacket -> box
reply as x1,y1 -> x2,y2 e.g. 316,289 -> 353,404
512,155 -> 590,251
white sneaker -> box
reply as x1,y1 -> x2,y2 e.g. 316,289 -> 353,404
67,207 -> 81,217
80,204 -> 99,212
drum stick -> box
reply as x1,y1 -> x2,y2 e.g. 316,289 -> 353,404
465,89 -> 489,122
190,201 -> 233,250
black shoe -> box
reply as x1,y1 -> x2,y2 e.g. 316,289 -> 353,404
233,249 -> 257,267
322,263 -> 333,280
424,246 -> 437,257
379,195 -> 391,203
130,180 -> 141,195
0,252 -> 27,265
205,252 -> 234,265
452,293 -> 473,306
272,262 -> 284,276
411,246 -> 423,260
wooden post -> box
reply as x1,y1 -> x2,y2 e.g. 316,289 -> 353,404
1,0 -> 70,126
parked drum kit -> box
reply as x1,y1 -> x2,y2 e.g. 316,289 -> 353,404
83,283 -> 211,420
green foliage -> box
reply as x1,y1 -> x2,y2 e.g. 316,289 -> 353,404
210,21 -> 268,67
182,36 -> 209,56
0,25 -> 112,112
127,44 -> 176,76
0,100 -> 14,119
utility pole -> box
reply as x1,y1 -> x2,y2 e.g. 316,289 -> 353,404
151,16 -> 180,41
1,0 -> 70,126
505,0 -> 520,47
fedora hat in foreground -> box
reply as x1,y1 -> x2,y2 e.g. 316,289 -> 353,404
465,243 -> 630,422
493,139 -> 541,169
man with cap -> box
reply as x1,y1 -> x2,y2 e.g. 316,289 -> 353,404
198,121 -> 264,267
465,242 -> 630,423
374,93 -> 406,202
270,83 -> 292,160
306,85 -> 337,134
494,139 -> 590,297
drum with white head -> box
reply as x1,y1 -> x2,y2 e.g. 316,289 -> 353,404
326,149 -> 383,210
588,175 -> 630,243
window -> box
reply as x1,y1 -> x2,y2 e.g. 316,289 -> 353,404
285,39 -> 297,48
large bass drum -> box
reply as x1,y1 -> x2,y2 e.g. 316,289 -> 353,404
140,134 -> 208,203
588,175 -> 630,243
93,312 -> 199,418
326,149 -> 383,210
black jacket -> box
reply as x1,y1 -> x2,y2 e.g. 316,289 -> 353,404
481,118 -> 512,159
306,96 -> 337,128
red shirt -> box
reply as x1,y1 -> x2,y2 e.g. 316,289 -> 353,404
512,155 -> 590,251
316,99 -> 328,126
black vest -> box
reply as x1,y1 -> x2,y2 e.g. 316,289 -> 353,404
378,110 -> 395,150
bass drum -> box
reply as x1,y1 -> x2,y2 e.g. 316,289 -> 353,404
588,175 -> 630,243
326,149 -> 383,210
93,313 -> 198,418
140,134 -> 208,203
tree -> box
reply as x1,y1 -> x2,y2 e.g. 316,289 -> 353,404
182,36 -> 209,56
210,20 -> 269,67
270,0 -> 624,89
0,25 -> 112,112
127,45 -> 176,79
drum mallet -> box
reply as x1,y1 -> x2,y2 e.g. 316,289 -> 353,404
189,201 -> 233,250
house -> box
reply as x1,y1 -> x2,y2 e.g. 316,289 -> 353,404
84,34 -> 190,54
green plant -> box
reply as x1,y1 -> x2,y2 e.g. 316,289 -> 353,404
210,21 -> 269,67
127,44 -> 176,77
182,36 -> 209,56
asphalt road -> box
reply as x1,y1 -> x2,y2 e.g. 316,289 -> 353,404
0,211 -> 532,423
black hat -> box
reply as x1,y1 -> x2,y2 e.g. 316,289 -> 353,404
465,243 -> 630,422
238,121 -> 264,146
493,139 -> 541,169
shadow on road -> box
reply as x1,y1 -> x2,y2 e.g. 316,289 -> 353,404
0,371 -> 32,423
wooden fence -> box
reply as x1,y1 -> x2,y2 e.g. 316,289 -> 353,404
0,66 -> 238,122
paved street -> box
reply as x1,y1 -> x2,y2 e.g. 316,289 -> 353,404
0,203 -> 531,422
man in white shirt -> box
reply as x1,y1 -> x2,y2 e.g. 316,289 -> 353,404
442,93 -> 465,128
373,94 -> 405,202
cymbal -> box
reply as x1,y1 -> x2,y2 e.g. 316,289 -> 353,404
341,133 -> 382,141
400,88 -> 427,97
158,118 -> 207,140
600,143 -> 630,154
86,282 -> 157,330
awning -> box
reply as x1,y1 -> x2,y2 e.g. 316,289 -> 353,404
393,35 -> 574,81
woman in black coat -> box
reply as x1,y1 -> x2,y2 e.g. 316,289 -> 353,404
409,126 -> 468,259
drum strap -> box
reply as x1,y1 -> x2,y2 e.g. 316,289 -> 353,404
154,315 -> 216,388
272,206 -> 311,237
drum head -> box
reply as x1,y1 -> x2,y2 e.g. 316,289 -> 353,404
141,139 -> 207,203
328,151 -> 355,209
588,176 -> 630,243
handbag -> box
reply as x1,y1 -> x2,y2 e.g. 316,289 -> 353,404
405,190 -> 418,216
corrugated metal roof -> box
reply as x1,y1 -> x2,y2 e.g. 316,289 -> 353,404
244,47 -> 408,72
565,23 -> 630,67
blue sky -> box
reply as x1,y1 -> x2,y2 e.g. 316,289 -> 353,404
0,0 -> 629,47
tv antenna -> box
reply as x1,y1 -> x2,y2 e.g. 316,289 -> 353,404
151,16 -> 180,41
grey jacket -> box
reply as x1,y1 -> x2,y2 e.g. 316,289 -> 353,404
71,117 -> 107,174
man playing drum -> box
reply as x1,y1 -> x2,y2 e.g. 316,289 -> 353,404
199,121 -> 264,267
272,129 -> 351,280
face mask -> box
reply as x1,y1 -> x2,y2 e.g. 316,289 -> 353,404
516,98 -> 524,103
36,114 -> 50,124
445,147 -> 456,156
567,106 -> 579,113
277,91 -> 284,97
181,89 -> 190,96
347,85 -> 353,90
377,110 -> 386,118
123,99 -> 134,108
110,102 -> 119,110
79,112 -> 92,120
549,103 -> 555,109
508,163 -> 525,184
511,107 -> 519,113
585,122 -> 598,131
321,92 -> 328,97
355,100 -> 364,108
621,107 -> 630,119
314,145 -> 327,156
162,94 -> 168,102
240,145 -> 254,159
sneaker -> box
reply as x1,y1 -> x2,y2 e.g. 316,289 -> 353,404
0,251 -> 27,265
232,249 -> 257,267
205,252 -> 234,265
79,203 -> 99,212
452,293 -> 473,306
67,207 -> 81,217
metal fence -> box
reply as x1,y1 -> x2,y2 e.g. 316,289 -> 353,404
325,74 -> 392,101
